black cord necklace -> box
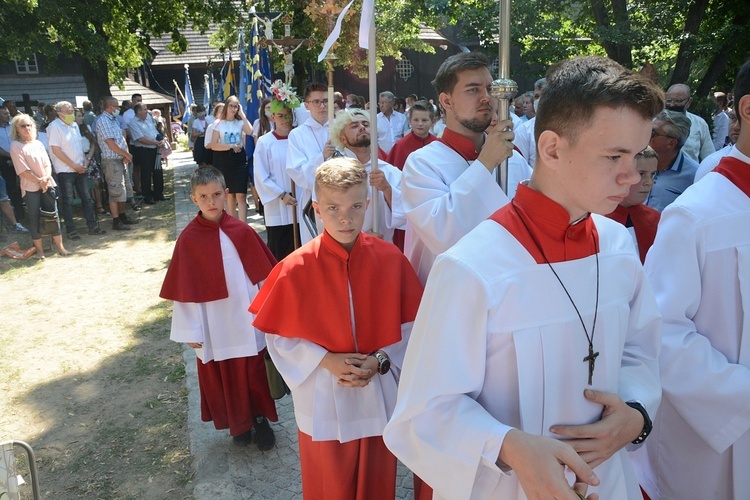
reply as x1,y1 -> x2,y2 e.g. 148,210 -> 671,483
512,202 -> 600,385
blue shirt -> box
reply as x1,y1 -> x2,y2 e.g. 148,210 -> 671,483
646,150 -> 699,212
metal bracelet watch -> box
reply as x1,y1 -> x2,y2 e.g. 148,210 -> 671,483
626,401 -> 652,444
371,350 -> 391,375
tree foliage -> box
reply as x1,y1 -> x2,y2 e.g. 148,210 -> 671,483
0,0 -> 238,107
430,0 -> 748,96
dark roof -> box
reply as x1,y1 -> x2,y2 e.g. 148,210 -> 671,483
150,24 -> 239,68
0,76 -> 173,109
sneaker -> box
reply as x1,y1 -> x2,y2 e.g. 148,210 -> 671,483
88,227 -> 107,235
68,231 -> 82,241
10,223 -> 29,233
144,198 -> 156,205
253,416 -> 275,451
112,219 -> 131,231
232,429 -> 254,447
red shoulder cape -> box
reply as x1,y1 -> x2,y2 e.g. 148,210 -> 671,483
250,231 -> 423,353
160,211 -> 277,302
605,204 -> 660,263
714,155 -> 750,197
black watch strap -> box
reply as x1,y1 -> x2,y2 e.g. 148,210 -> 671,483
626,401 -> 652,444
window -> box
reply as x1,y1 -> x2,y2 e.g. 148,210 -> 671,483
396,58 -> 414,82
15,55 -> 39,75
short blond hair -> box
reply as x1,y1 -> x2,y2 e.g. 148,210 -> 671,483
330,108 -> 369,150
315,157 -> 368,197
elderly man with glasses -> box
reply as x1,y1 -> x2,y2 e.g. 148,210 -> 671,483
665,83 -> 715,162
645,109 -> 699,211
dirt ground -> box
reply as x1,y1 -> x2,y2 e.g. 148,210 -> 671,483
0,167 -> 194,499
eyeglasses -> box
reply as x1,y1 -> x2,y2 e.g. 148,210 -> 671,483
651,130 -> 675,140
665,97 -> 689,105
228,104 -> 240,109
306,99 -> 328,107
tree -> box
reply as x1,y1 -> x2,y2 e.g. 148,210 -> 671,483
441,0 -> 748,97
0,0 -> 238,110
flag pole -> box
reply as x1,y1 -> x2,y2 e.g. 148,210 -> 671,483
367,2 -> 379,234
490,0 -> 517,195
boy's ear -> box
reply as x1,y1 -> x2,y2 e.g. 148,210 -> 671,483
536,129 -> 562,171
189,193 -> 198,205
224,188 -> 230,196
312,201 -> 320,218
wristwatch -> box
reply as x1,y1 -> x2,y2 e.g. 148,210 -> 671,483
626,401 -> 652,444
372,351 -> 391,375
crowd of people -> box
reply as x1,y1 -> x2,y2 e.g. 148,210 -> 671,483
0,92 -> 173,258
156,49 -> 750,500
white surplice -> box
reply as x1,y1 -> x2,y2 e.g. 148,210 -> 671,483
286,117 -> 328,245
169,230 -> 265,363
253,132 -> 296,227
384,216 -> 661,500
636,148 -> 750,499
401,141 -> 530,283
339,149 -> 405,243
266,322 -> 411,443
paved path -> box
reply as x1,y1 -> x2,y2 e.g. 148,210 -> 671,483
169,152 -> 415,499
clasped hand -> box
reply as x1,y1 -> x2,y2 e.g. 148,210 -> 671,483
320,352 -> 377,387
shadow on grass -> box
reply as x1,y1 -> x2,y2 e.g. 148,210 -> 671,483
10,286 -> 192,500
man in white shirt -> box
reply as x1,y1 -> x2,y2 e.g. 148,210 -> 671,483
286,82 -> 335,245
665,83 -> 715,162
376,91 -> 407,154
512,78 -> 547,168
48,101 -> 105,237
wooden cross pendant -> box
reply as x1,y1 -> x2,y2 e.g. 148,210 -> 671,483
583,345 -> 599,385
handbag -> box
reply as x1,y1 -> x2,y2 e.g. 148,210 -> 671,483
39,188 -> 61,235
264,351 -> 290,400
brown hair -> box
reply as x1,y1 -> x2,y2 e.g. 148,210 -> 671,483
535,56 -> 665,146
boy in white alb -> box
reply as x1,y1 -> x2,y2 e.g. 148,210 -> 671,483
634,59 -> 750,500
385,56 -> 664,499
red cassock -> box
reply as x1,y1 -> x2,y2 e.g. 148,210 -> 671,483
605,203 -> 660,264
161,211 -> 279,436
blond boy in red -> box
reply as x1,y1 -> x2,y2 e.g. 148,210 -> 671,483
250,158 -> 423,499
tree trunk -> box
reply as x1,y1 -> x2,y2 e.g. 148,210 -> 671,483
610,0 -> 632,68
696,50 -> 730,98
82,57 -> 112,113
669,0 -> 710,87
695,8 -> 750,97
588,0 -> 633,68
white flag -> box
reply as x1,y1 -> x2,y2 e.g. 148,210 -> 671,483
359,0 -> 374,50
317,0 -> 356,62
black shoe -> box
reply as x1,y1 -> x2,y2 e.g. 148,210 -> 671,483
144,198 -> 156,205
112,219 -> 131,231
67,231 -> 82,241
120,215 -> 139,225
232,429 -> 254,447
253,416 -> 275,451
88,227 -> 107,235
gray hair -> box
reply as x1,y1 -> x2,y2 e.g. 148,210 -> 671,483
655,109 -> 691,149
54,101 -> 73,113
